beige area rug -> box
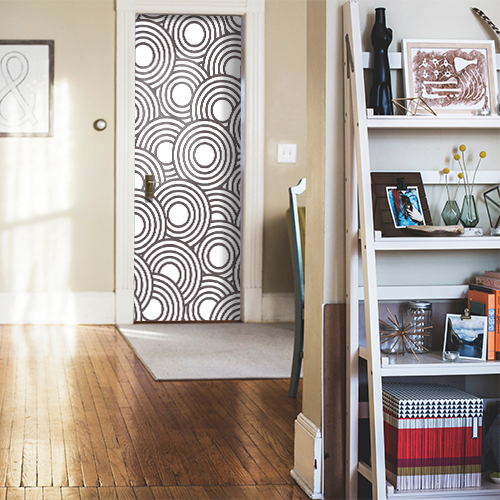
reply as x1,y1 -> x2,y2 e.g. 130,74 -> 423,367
117,322 -> 297,380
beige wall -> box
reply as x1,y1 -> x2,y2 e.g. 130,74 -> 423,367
302,0 -> 326,428
263,0 -> 308,294
0,0 -> 307,298
0,0 -> 115,293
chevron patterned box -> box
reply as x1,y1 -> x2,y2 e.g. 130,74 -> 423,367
383,383 -> 483,491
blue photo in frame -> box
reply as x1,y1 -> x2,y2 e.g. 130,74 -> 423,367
386,186 -> 425,228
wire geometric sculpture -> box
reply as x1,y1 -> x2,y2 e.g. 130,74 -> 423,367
379,307 -> 432,360
483,184 -> 500,234
392,97 -> 437,116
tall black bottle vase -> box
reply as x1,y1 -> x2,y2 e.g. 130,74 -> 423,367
369,8 -> 393,115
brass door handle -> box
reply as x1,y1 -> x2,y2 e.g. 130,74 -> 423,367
145,174 -> 158,199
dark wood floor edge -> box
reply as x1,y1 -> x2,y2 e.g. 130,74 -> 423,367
323,302 -> 346,500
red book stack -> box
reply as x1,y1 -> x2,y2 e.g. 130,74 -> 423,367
383,383 -> 483,491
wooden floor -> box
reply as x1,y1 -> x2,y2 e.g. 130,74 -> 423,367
0,325 -> 306,500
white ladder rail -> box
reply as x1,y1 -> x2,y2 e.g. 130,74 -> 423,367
344,1 -> 386,499
343,2 -> 360,498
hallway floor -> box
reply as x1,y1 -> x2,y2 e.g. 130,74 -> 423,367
0,325 -> 306,499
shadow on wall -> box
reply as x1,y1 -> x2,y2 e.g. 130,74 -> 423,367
0,80 -> 77,322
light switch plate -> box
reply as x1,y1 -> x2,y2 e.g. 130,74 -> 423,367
277,143 -> 297,163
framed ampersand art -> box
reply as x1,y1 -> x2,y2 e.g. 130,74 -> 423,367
0,40 -> 54,137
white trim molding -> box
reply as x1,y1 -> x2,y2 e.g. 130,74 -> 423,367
0,292 -> 115,324
291,412 -> 323,499
115,0 -> 265,324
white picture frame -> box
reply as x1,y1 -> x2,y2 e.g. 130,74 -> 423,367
0,40 -> 54,136
402,39 -> 498,115
443,313 -> 488,360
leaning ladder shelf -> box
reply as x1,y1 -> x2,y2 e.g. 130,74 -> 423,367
343,1 -> 500,499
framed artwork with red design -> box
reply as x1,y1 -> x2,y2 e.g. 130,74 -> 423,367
402,39 -> 498,115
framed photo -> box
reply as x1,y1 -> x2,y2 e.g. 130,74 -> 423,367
0,40 -> 54,137
402,39 -> 498,115
386,186 -> 425,228
371,172 -> 432,237
443,313 -> 487,360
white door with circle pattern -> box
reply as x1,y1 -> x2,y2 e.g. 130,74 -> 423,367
134,14 -> 242,322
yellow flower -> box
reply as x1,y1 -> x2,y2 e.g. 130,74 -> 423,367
480,151 -> 487,158
459,144 -> 466,152
443,167 -> 450,174
458,172 -> 464,179
454,153 -> 460,161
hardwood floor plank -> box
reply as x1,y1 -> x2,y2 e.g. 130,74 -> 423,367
256,485 -> 287,500
168,381 -> 272,485
165,486 -> 211,499
0,450 -> 9,488
45,329 -> 69,488
36,328 -> 53,487
42,487 -> 62,500
60,488 -> 81,500
109,347 -> 194,486
99,386 -> 145,487
64,354 -> 99,487
149,487 -> 173,500
185,382 -> 291,485
51,328 -> 84,488
78,488 -> 98,500
128,488 -> 152,500
191,384 -> 281,484
5,488 -> 24,500
273,485 -> 308,500
204,381 -> 295,482
117,406 -> 162,487
25,487 -> 43,500
0,326 -> 303,500
96,488 -> 117,500
113,488 -> 136,500
80,330 -> 119,451
118,369 -> 214,487
6,337 -> 26,487
22,380 -> 37,487
22,329 -> 38,488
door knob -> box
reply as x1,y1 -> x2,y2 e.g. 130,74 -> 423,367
144,174 -> 158,199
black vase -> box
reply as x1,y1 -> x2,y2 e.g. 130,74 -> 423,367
369,8 -> 393,115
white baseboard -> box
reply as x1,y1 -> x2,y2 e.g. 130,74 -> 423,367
261,292 -> 294,322
291,412 -> 323,499
0,292 -> 115,324
0,290 -> 293,324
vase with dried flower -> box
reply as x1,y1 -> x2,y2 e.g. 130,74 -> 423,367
441,167 -> 463,225
453,144 -> 487,228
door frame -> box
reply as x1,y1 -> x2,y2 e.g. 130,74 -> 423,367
115,0 -> 265,323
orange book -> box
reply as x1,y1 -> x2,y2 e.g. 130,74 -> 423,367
468,286 -> 496,360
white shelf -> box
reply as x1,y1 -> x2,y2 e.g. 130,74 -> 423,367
359,462 -> 500,500
379,352 -> 500,376
362,51 -> 500,71
373,235 -> 500,251
367,115 -> 500,129
359,285 -> 468,301
386,478 -> 500,500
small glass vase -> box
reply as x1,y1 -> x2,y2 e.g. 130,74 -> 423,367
460,194 -> 479,228
441,200 -> 460,225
